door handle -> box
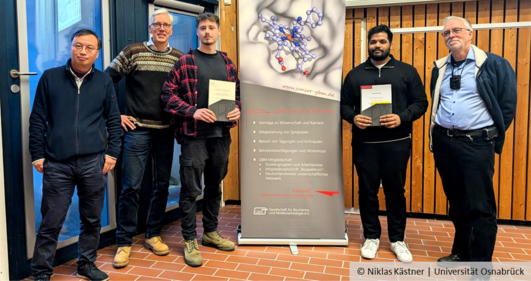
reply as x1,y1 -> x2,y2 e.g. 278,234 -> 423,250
10,69 -> 37,79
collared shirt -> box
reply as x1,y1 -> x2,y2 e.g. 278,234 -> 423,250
435,47 -> 494,130
147,37 -> 171,52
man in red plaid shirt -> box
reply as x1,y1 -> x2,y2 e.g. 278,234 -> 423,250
161,12 -> 241,267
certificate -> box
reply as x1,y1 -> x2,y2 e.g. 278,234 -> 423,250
360,84 -> 392,126
209,79 -> 236,122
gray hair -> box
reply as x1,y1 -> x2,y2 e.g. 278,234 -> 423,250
443,16 -> 473,31
150,8 -> 173,25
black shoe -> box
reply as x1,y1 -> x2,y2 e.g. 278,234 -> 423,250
33,275 -> 51,281
437,254 -> 469,268
77,262 -> 109,281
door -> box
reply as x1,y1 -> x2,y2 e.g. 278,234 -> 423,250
16,0 -> 114,258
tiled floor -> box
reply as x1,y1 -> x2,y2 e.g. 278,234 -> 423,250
27,205 -> 531,280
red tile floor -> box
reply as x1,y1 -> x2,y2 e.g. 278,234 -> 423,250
26,205 -> 531,280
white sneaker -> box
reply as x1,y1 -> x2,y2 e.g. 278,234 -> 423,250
361,238 -> 380,259
391,241 -> 413,262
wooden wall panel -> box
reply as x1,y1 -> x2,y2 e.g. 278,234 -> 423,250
402,5 -> 414,213
220,0 -> 240,201
423,3 -> 438,214
411,4 -> 426,213
435,2 -> 450,215
353,8 -> 364,209
512,1 -> 531,220
523,0 -> 531,222
343,9 -> 354,208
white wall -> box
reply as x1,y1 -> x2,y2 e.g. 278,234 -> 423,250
0,101 -> 9,280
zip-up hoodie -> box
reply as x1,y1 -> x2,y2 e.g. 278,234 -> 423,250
340,55 -> 428,143
29,60 -> 123,162
428,45 -> 517,154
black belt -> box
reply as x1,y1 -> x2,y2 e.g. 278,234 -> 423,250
435,124 -> 498,140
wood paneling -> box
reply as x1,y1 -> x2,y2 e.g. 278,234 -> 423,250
340,0 -> 531,221
343,9 -> 354,208
220,0 -> 240,201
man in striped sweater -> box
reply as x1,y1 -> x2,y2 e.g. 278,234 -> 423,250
104,8 -> 183,268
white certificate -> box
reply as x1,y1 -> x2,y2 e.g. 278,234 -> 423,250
360,84 -> 392,126
208,80 -> 236,122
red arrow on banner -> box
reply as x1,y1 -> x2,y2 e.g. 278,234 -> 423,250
316,191 -> 340,197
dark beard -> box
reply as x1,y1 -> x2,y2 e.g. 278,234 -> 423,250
368,48 -> 390,62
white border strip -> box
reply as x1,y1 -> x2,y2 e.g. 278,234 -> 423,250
238,233 -> 349,246
392,22 -> 531,34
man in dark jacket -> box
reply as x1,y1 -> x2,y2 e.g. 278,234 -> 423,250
29,29 -> 122,281
340,25 -> 428,263
429,16 -> 517,264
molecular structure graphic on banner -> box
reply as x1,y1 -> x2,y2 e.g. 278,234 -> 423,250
258,7 -> 323,76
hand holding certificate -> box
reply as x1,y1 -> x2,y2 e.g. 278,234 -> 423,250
208,79 -> 236,122
360,84 -> 392,126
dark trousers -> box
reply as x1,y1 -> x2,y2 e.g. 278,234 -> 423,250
432,125 -> 497,261
31,153 -> 106,276
353,138 -> 411,242
116,127 -> 174,246
179,137 -> 231,240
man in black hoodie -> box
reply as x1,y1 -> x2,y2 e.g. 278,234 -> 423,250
29,29 -> 122,281
340,25 -> 428,263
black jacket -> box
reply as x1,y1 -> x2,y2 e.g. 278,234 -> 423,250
29,61 -> 122,162
428,45 -> 517,154
340,55 -> 428,143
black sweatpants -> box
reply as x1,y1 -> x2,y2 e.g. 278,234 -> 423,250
353,138 -> 411,242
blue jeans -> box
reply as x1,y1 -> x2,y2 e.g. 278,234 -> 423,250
31,152 -> 106,276
116,127 -> 174,246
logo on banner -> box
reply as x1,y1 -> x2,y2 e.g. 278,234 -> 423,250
253,207 -> 268,215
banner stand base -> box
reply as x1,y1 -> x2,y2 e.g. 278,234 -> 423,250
237,233 -> 349,246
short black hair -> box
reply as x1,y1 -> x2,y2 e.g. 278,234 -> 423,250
71,29 -> 102,50
368,24 -> 393,43
196,12 -> 219,28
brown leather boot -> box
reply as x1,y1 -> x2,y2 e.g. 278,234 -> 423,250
113,246 -> 131,268
202,231 -> 235,251
144,236 -> 170,256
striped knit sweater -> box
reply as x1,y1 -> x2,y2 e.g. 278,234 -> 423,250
105,42 -> 183,128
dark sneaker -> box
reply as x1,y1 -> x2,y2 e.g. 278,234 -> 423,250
437,254 -> 469,268
202,231 -> 235,251
77,262 -> 109,281
184,239 -> 202,267
33,275 -> 51,281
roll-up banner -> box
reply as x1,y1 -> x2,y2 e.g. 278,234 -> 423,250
238,0 -> 348,245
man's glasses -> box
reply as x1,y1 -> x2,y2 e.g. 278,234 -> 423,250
442,27 -> 470,38
151,23 -> 172,30
72,44 -> 98,52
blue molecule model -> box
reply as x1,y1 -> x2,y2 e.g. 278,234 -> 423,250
297,16 -> 302,21
281,37 -> 287,41
279,27 -> 284,33
294,42 -> 300,47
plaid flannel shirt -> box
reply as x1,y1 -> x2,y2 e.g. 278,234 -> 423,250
161,49 -> 241,142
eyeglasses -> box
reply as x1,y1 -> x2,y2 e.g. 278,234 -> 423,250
72,43 -> 98,52
442,27 -> 470,38
151,23 -> 172,30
